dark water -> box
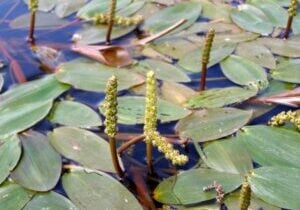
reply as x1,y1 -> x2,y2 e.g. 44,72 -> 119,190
0,0 -> 295,209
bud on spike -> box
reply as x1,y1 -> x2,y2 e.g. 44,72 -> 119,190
239,181 -> 251,210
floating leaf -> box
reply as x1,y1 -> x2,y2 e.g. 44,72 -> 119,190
236,41 -> 276,69
238,125 -> 300,168
11,131 -> 61,192
99,96 -> 191,125
154,168 -> 243,205
249,166 -> 300,210
141,2 -> 201,34
176,204 -> 219,210
23,0 -> 57,12
178,42 -> 236,72
55,0 -> 86,18
0,74 -> 3,91
0,182 -> 35,210
23,191 -> 78,210
62,170 -> 143,210
220,55 -> 269,90
202,137 -> 253,174
292,15 -> 300,35
49,127 -> 118,173
224,191 -> 280,210
230,4 -> 273,35
133,59 -> 190,82
271,59 -> 300,84
197,0 -> 232,23
185,87 -> 257,109
175,108 -> 252,142
10,12 -> 69,29
56,59 -> 144,92
49,101 -> 102,128
160,81 -> 196,105
247,0 -> 288,27
257,38 -> 300,57
0,135 -> 21,185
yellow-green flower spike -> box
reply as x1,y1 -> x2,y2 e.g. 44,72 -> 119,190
268,110 -> 300,130
239,181 -> 251,210
108,0 -> 117,25
94,14 -> 143,26
29,0 -> 38,11
288,0 -> 298,17
104,76 -> 118,138
202,28 -> 215,65
144,71 -> 158,140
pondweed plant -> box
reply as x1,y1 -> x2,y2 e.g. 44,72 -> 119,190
93,14 -> 143,26
200,28 -> 215,91
284,0 -> 298,39
239,179 -> 251,210
104,75 -> 124,178
28,0 -> 38,44
144,71 -> 188,173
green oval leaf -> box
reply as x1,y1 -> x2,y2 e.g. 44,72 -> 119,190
62,170 -> 143,210
185,86 -> 257,109
55,0 -> 86,18
49,101 -> 102,128
133,59 -> 191,83
99,96 -> 191,125
238,125 -> 300,168
178,42 -> 236,72
230,4 -> 273,35
154,168 -> 243,205
141,2 -> 201,34
220,55 -> 269,90
203,137 -> 253,174
249,166 -> 300,210
0,182 -> 35,210
56,59 -> 144,92
175,108 -> 252,143
271,59 -> 300,84
0,135 -> 21,185
198,0 -> 232,23
49,127 -> 118,173
23,191 -> 78,210
11,131 -> 62,191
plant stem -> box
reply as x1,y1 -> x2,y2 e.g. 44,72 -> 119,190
200,63 -> 208,91
28,11 -> 36,44
146,141 -> 153,174
109,136 -> 124,178
106,0 -> 116,45
284,16 -> 293,39
117,134 -> 145,154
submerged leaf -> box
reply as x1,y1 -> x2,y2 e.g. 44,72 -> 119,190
154,168 -> 243,205
62,170 -> 143,210
175,108 -> 252,142
11,131 -> 62,192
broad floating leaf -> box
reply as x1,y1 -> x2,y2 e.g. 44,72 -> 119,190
133,59 -> 190,82
142,2 -> 201,34
271,59 -> 300,84
257,38 -> 300,58
197,0 -> 232,23
185,87 -> 257,109
154,168 -> 243,205
11,131 -> 62,192
56,59 -> 144,92
238,125 -> 300,168
175,108 -> 252,142
23,191 -> 78,210
0,135 -> 21,185
224,191 -> 280,210
236,41 -> 276,69
49,101 -> 102,128
0,182 -> 35,210
49,127 -> 118,173
99,96 -> 191,125
62,170 -> 143,210
249,167 -> 300,210
55,0 -> 86,18
220,55 -> 269,90
0,74 -> 3,91
203,137 -> 253,174
230,4 -> 273,35
178,42 -> 236,72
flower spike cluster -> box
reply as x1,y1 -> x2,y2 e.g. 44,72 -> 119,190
29,0 -> 38,11
144,71 -> 188,166
93,14 -> 143,26
239,179 -> 251,210
288,0 -> 298,17
104,76 -> 118,138
202,28 -> 215,65
268,110 -> 300,130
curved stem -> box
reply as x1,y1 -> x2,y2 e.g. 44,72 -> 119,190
109,136 -> 124,178
284,16 -> 293,39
